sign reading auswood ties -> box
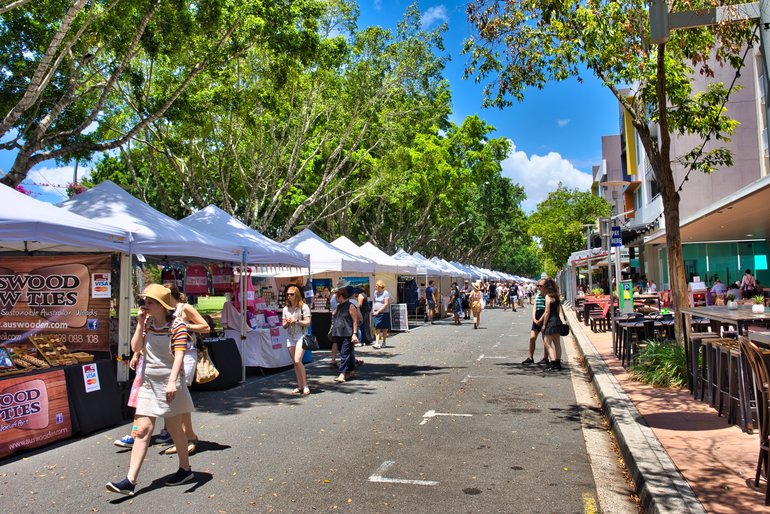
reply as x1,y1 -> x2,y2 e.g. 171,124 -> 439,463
0,255 -> 111,351
0,371 -> 72,458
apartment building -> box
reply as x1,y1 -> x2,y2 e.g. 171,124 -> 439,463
594,47 -> 770,293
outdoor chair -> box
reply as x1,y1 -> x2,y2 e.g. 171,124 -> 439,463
589,309 -> 609,332
739,336 -> 770,505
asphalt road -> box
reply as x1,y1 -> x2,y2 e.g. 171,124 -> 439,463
0,306 -> 625,513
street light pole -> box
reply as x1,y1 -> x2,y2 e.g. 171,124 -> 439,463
601,180 -> 630,347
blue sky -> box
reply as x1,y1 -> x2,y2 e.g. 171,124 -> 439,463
5,0 -> 620,211
360,0 -> 620,211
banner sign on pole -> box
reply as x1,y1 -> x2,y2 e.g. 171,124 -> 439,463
611,226 -> 622,248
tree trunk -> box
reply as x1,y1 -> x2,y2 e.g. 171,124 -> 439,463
654,43 -> 688,344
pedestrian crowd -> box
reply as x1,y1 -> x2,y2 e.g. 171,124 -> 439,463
107,275 -> 564,497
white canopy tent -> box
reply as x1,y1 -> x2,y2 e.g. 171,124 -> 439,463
0,183 -> 130,253
411,251 -> 446,277
330,236 -> 378,269
59,181 -> 243,262
283,229 -> 374,275
59,181 -> 245,382
180,205 -> 308,269
430,257 -> 467,280
180,205 -> 310,380
450,261 -> 483,281
360,242 -> 416,274
392,249 -> 430,274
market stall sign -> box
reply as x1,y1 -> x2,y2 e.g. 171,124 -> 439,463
0,254 -> 111,352
0,370 -> 72,458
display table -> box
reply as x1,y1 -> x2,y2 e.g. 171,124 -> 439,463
190,338 -> 242,391
63,359 -> 122,435
225,327 -> 292,368
311,311 -> 333,349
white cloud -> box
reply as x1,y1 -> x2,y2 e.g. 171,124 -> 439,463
500,141 -> 593,213
557,119 -> 570,128
24,165 -> 92,201
421,5 -> 449,28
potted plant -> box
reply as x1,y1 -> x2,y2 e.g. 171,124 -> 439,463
753,295 -> 766,314
726,294 -> 738,310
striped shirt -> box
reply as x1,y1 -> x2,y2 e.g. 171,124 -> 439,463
535,293 -> 545,313
145,317 -> 189,353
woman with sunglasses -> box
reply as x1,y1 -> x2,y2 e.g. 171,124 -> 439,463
282,285 -> 311,394
106,284 -> 194,496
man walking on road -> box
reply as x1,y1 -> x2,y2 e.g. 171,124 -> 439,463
426,280 -> 437,324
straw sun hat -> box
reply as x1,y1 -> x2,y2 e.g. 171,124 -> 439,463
140,283 -> 175,310
472,281 -> 481,291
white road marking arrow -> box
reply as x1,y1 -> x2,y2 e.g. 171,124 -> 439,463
368,461 -> 439,486
419,410 -> 473,425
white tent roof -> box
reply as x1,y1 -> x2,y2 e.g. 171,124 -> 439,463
329,236 -> 386,271
359,242 -> 416,274
180,205 -> 308,268
450,261 -> 483,280
59,180 -> 241,262
431,257 -> 468,278
392,249 -> 437,275
411,251 -> 446,275
0,183 -> 130,253
283,229 -> 374,274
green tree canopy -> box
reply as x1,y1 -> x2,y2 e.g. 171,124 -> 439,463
463,0 -> 754,339
528,185 -> 610,276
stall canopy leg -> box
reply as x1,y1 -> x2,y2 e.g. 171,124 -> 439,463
117,252 -> 132,382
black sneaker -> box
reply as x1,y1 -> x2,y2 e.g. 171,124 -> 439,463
106,477 -> 136,496
545,361 -> 563,372
521,357 -> 534,365
536,358 -> 550,365
166,467 -> 195,486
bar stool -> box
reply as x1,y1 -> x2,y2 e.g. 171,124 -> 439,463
726,346 -> 742,425
689,332 -> 719,398
714,339 -> 740,419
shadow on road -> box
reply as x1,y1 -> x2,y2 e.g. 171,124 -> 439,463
192,363 -> 463,415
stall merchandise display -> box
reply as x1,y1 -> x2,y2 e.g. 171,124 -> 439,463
30,335 -> 79,366
184,263 -> 209,295
211,264 -> 233,293
1,338 -> 94,376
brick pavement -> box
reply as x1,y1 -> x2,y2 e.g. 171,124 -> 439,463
565,306 -> 767,513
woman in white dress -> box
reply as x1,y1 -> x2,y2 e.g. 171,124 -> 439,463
282,285 -> 311,394
106,284 -> 195,496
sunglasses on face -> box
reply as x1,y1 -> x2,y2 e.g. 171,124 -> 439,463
144,298 -> 158,305
287,293 -> 295,296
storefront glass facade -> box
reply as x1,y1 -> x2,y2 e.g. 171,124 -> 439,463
658,241 -> 770,289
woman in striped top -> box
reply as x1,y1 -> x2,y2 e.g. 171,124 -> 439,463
107,284 -> 195,496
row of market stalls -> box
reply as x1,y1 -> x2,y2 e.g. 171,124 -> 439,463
0,179 -> 520,458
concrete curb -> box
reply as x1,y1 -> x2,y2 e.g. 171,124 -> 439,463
564,307 -> 706,514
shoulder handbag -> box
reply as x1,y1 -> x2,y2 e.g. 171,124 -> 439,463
302,333 -> 320,351
558,322 -> 570,337
195,347 -> 220,384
